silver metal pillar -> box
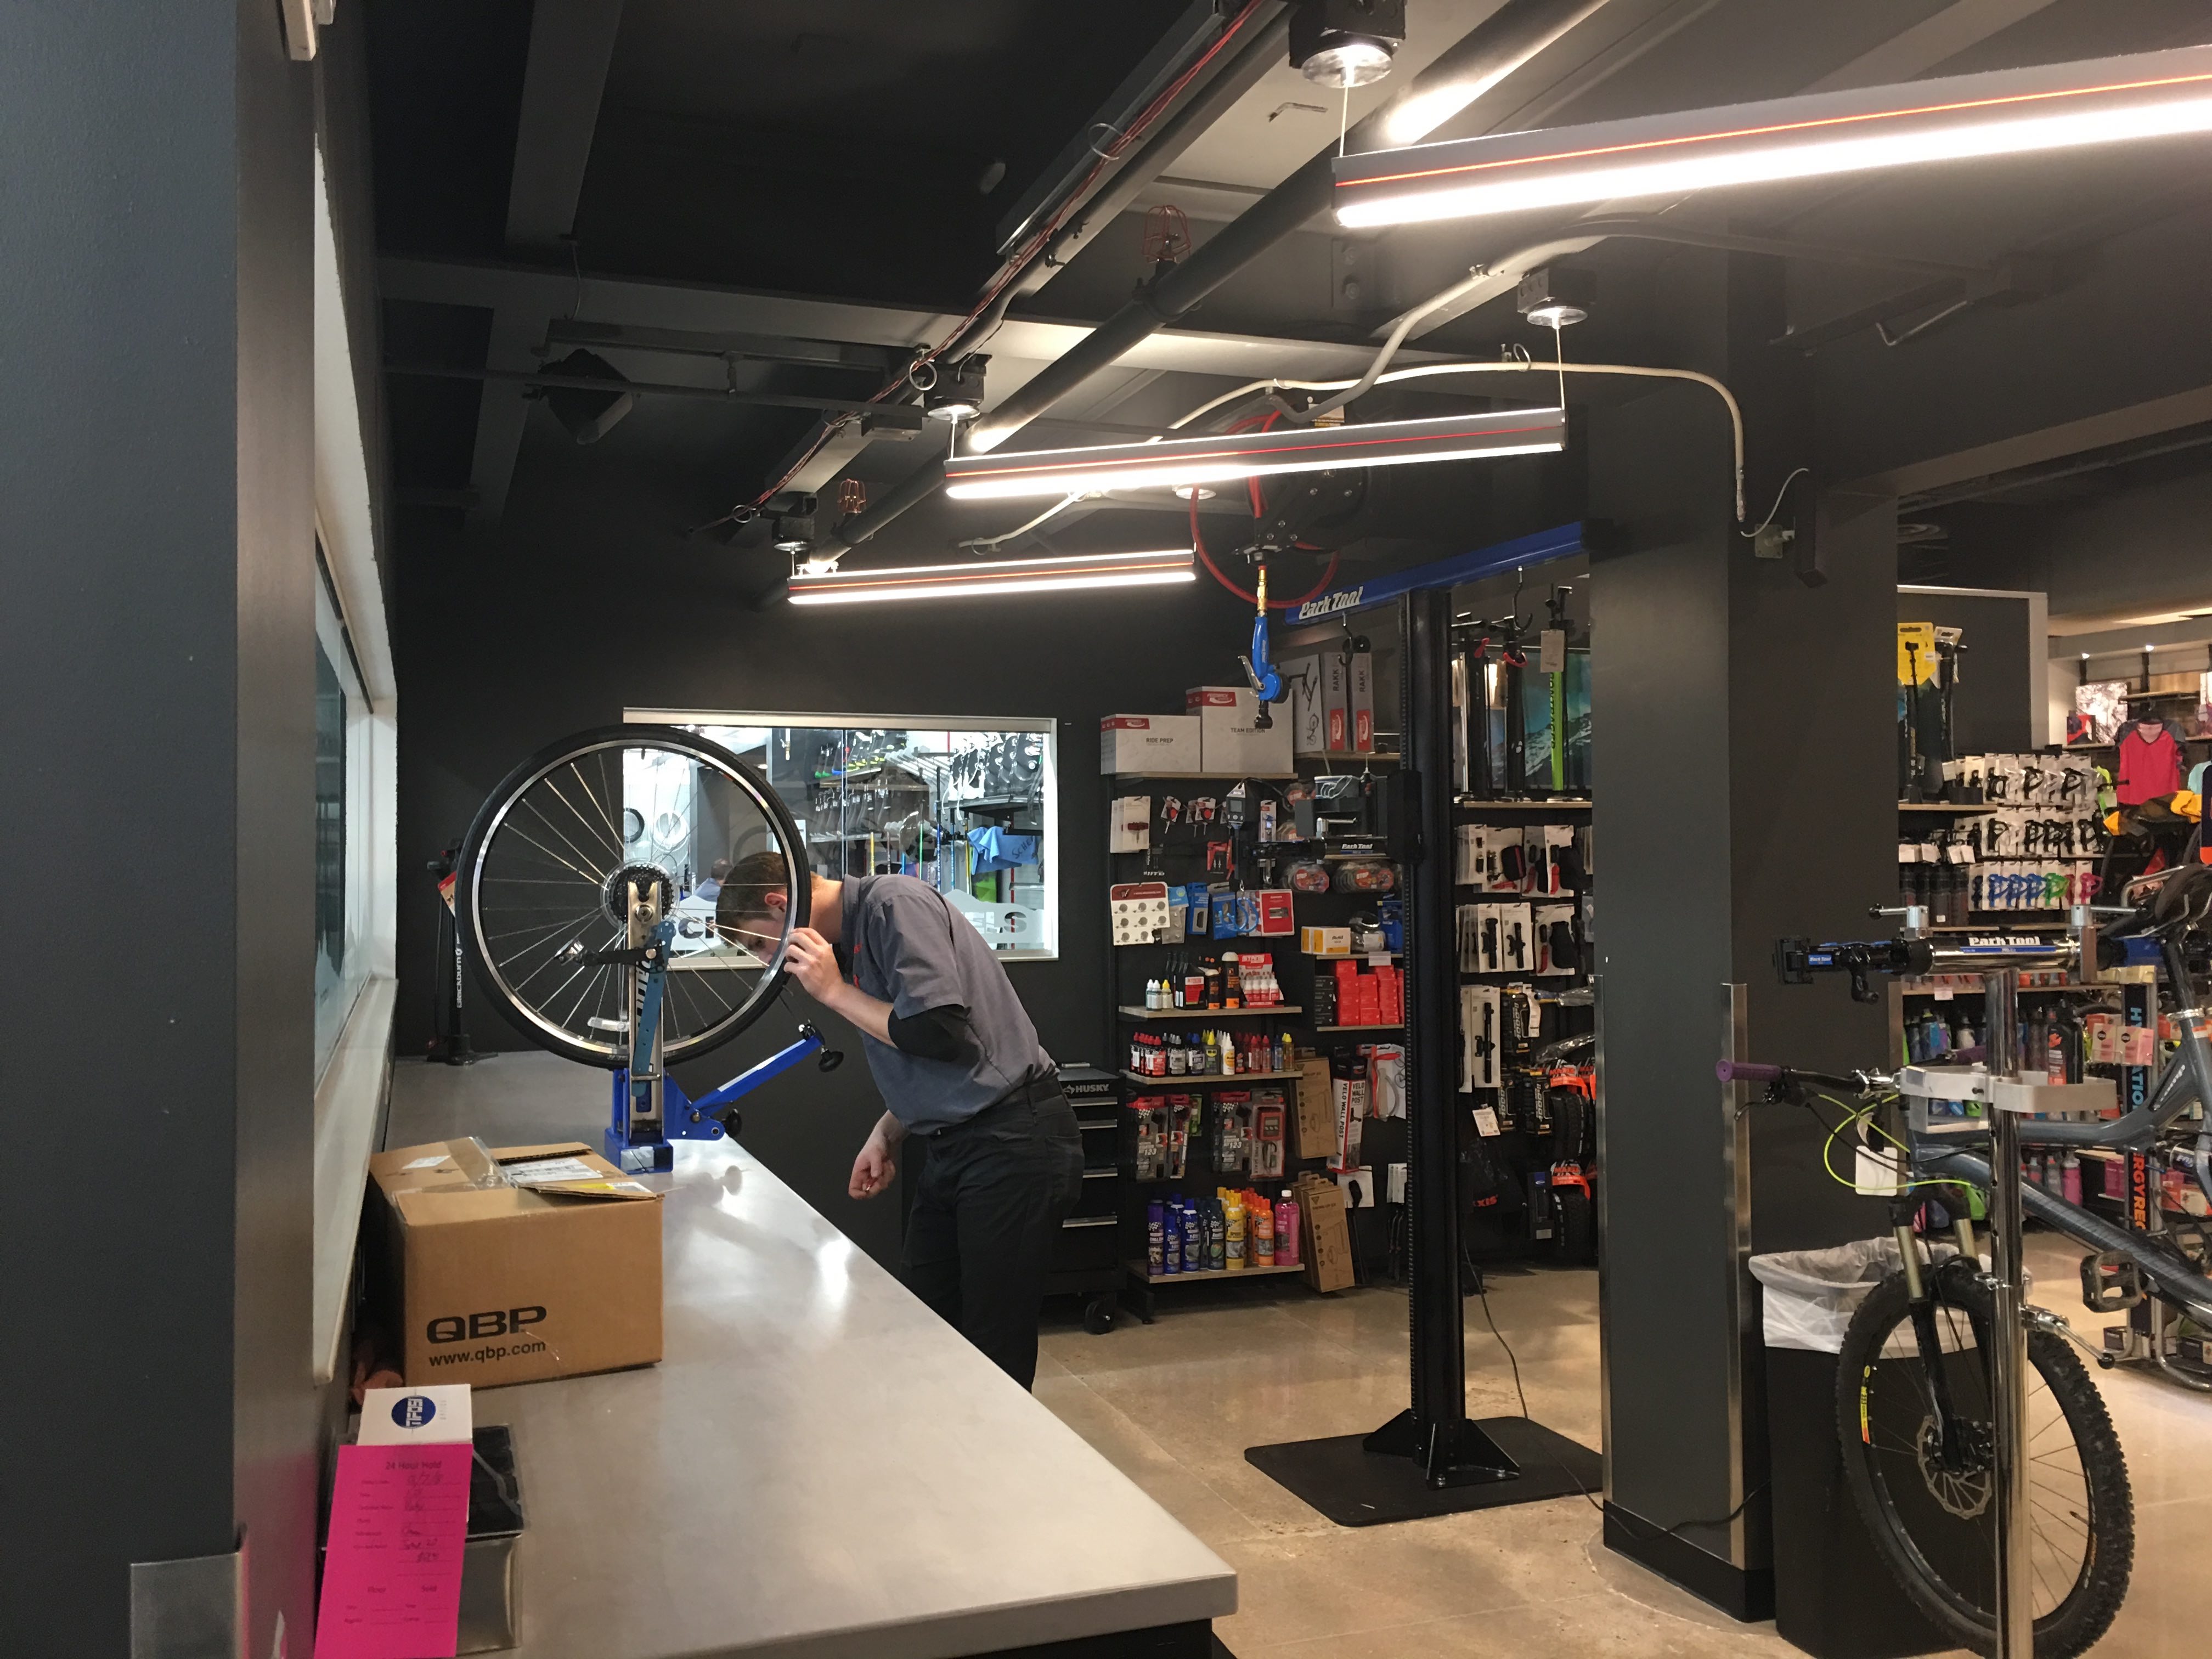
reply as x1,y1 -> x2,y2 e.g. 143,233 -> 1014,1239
1980,966 -> 2033,1659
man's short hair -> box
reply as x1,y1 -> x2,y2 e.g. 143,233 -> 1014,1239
715,848 -> 795,932
709,857 -> 732,881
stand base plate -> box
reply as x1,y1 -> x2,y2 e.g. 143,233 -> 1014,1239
1246,1416 -> 1600,1527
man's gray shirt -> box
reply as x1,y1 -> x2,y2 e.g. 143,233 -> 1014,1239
840,876 -> 1054,1131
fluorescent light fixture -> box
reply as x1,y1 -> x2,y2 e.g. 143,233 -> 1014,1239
788,548 -> 1195,606
944,407 -> 1566,501
1335,43 -> 2212,228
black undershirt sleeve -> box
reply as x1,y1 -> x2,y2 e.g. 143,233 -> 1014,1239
888,1004 -> 983,1066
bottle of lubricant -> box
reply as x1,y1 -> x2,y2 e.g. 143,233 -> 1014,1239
1249,1188 -> 1276,1266
1274,1190 -> 1301,1266
1223,1189 -> 1246,1270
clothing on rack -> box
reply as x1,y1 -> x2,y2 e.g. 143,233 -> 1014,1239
2115,721 -> 2182,805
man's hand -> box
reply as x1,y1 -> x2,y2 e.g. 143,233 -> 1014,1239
782,927 -> 843,1001
849,1135 -> 896,1200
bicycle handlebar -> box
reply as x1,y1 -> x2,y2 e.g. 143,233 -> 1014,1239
1715,1059 -> 1780,1085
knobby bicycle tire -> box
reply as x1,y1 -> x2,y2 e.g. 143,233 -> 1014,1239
1835,1259 -> 2132,1659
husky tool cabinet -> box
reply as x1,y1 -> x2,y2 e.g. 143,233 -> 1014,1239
1052,1063 -> 1125,1333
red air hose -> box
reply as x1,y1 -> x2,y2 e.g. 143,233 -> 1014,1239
1189,492 -> 1337,610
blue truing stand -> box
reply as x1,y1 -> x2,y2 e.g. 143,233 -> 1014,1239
606,1025 -> 830,1173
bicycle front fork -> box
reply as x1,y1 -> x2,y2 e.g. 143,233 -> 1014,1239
1893,1199 -> 1981,1469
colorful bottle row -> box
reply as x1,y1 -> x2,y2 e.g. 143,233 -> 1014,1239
1128,1028 -> 1294,1077
1146,1189 -> 1302,1277
1142,950 -> 1285,1010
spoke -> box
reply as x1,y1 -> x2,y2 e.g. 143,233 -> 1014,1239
551,763 -> 623,859
667,964 -> 710,1036
532,952 -> 600,1022
486,904 -> 603,948
501,820 -> 607,887
484,877 -> 599,885
520,792 -> 615,884
554,963 -> 611,1037
510,921 -> 599,996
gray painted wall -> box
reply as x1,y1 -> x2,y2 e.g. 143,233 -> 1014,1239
0,3 -> 319,1653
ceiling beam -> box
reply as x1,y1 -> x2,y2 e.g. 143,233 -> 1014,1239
379,254 -> 1448,382
505,0 -> 625,249
462,0 -> 625,528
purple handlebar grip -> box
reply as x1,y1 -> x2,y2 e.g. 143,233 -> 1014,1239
1717,1059 -> 1782,1085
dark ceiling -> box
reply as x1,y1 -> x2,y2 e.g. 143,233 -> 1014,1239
366,0 -> 2212,562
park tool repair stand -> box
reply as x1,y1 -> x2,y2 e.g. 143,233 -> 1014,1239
453,723 -> 843,1176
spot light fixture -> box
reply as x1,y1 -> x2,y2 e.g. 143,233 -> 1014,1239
1291,0 -> 1404,89
1333,42 -> 2212,228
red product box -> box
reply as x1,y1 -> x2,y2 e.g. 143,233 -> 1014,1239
1257,889 -> 1296,935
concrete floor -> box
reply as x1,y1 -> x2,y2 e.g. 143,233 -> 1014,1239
1036,1234 -> 2212,1659
388,1059 -> 2208,1658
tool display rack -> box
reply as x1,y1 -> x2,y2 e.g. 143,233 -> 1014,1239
1103,760 -> 1389,1319
1455,791 -> 1595,1256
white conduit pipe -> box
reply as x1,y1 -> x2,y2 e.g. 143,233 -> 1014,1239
1169,360 -> 1749,522
958,490 -> 1094,550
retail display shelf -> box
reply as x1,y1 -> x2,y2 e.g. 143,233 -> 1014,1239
1118,1005 -> 1301,1021
1304,751 -> 1400,763
1457,797 -> 1593,809
1121,1069 -> 1302,1086
1125,1260 -> 1306,1286
1927,922 -> 2067,932
1900,800 -> 1999,812
1311,1023 -> 1404,1033
1105,770 -> 1297,781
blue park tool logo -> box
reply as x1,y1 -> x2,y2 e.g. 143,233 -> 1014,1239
391,1393 -> 438,1431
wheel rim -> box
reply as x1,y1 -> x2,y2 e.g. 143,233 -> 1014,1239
462,729 -> 804,1064
1859,1300 -> 2097,1632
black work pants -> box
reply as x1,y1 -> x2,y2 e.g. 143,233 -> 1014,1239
901,1085 -> 1083,1389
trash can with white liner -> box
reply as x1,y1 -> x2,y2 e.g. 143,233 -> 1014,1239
1752,1239 -> 1952,1659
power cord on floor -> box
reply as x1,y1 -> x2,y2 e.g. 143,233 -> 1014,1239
1467,1254 -> 1767,1539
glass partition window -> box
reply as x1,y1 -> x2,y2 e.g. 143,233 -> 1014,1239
634,712 -> 1058,960
313,567 -> 372,1072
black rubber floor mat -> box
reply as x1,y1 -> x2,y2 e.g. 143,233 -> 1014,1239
1245,1415 -> 1601,1526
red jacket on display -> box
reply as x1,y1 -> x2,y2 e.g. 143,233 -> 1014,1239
2115,722 -> 2182,805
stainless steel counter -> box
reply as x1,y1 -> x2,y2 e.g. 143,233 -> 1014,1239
386,1054 -> 1235,1658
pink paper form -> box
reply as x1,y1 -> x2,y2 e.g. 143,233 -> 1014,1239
316,1441 -> 473,1658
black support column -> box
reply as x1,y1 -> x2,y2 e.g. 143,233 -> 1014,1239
1587,251 -> 1897,1616
1362,588 -> 1517,1486
0,4 -> 318,1654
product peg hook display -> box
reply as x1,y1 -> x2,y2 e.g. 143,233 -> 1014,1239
456,723 -> 840,1173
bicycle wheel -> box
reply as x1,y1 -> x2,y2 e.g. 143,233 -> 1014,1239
458,724 -> 808,1068
1835,1257 -> 2132,1659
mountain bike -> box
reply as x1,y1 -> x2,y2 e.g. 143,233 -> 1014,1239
1721,862 -> 2212,1657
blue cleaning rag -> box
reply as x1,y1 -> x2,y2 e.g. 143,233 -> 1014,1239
967,826 -> 1040,873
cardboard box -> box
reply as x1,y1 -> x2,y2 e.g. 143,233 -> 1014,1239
1101,713 -> 1201,775
365,1140 -> 663,1390
1348,651 -> 1376,753
1283,656 -> 1330,755
1296,1173 -> 1356,1293
1295,1058 -> 1338,1159
1301,924 -> 1352,957
1186,686 -> 1294,775
1320,653 -> 1351,753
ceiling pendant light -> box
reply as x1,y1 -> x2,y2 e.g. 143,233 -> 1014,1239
943,406 -> 1566,502
787,547 -> 1196,606
1291,0 -> 1405,89
1333,42 -> 2212,228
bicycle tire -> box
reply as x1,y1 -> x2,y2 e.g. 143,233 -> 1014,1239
1555,1183 -> 1594,1265
1835,1257 -> 2131,1659
458,724 -> 808,1068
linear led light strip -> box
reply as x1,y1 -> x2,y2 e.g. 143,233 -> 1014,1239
943,407 -> 1566,501
788,548 -> 1195,606
1333,43 -> 2212,227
